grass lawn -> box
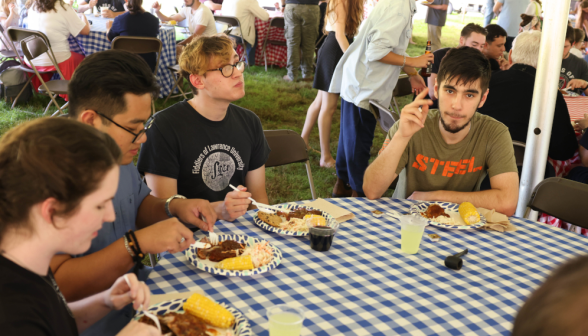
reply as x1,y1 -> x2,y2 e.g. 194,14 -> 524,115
0,12 -> 486,204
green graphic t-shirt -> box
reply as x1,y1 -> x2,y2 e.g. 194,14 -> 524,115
381,109 -> 518,197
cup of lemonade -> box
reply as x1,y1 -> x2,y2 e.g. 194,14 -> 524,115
400,215 -> 428,254
267,304 -> 305,336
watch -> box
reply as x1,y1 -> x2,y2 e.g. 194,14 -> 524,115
165,194 -> 187,218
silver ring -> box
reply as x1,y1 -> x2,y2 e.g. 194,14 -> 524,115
179,237 -> 185,243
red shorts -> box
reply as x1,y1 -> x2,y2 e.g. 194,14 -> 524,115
28,51 -> 85,101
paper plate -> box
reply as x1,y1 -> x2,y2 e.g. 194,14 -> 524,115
135,298 -> 253,336
252,204 -> 338,236
410,202 -> 486,230
185,234 -> 283,277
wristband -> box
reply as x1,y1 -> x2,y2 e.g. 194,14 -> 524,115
406,70 -> 418,77
123,235 -> 135,258
124,230 -> 145,276
165,194 -> 187,218
402,55 -> 406,68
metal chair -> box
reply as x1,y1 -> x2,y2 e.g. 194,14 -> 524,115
512,140 -> 526,166
0,25 -> 22,61
111,36 -> 162,114
391,74 -> 413,115
527,177 -> 588,228
20,35 -> 69,116
7,27 -> 58,109
262,17 -> 286,71
163,64 -> 192,104
262,6 -> 275,10
264,130 -> 317,200
370,100 -> 400,133
213,15 -> 248,66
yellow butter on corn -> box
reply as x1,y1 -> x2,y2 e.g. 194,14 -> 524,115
459,202 -> 480,225
304,214 -> 326,227
183,293 -> 235,328
216,255 -> 254,270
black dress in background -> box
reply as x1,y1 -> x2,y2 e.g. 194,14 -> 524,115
313,31 -> 352,92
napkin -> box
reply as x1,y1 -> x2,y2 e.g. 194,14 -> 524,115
477,207 -> 517,232
303,198 -> 355,223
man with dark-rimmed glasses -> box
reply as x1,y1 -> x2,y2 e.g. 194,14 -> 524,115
138,34 -> 271,223
54,49 -> 218,336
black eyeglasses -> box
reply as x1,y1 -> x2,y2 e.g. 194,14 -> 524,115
206,61 -> 246,78
95,111 -> 154,143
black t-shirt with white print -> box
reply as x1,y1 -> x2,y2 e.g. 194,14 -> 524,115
559,53 -> 588,93
95,0 -> 126,12
137,100 -> 271,202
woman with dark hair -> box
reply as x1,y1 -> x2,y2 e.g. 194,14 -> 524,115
300,0 -> 363,168
106,0 -> 159,72
0,118 -> 159,336
26,0 -> 89,98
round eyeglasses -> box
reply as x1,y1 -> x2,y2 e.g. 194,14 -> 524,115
206,61 -> 246,78
96,111 -> 154,144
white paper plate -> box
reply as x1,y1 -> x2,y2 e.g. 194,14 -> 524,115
252,204 -> 338,236
135,298 -> 252,336
185,234 -> 283,277
410,202 -> 486,230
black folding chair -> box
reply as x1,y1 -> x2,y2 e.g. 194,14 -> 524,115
527,178 -> 588,228
213,15 -> 249,67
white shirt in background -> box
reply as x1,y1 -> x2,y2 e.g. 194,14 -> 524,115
570,47 -> 584,59
177,4 -> 217,36
221,0 -> 268,45
27,3 -> 85,66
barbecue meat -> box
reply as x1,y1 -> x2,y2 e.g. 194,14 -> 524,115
208,249 -> 237,262
278,208 -> 322,220
138,315 -> 173,334
161,312 -> 208,336
422,204 -> 450,219
220,240 -> 245,251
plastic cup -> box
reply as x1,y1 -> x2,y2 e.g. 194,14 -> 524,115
267,305 -> 305,336
400,215 -> 428,254
308,222 -> 338,252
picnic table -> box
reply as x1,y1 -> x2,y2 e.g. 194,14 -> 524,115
67,14 -> 177,98
146,198 -> 587,335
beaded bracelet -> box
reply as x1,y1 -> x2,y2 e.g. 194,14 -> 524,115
124,230 -> 145,275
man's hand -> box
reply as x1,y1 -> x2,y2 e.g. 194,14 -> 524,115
567,79 -> 588,91
219,185 -> 252,221
169,198 -> 217,232
398,89 -> 432,138
104,274 -> 150,311
498,57 -> 510,70
151,1 -> 161,11
135,218 -> 196,254
106,19 -> 113,29
575,113 -> 588,131
407,191 -> 429,201
409,53 -> 434,69
101,9 -> 115,18
408,75 -> 427,94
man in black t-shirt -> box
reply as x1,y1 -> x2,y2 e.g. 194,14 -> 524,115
561,25 -> 588,95
567,131 -> 588,184
483,24 -> 508,72
138,34 -> 271,222
427,23 -> 487,108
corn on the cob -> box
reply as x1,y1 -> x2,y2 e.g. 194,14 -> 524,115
304,214 -> 326,227
459,202 -> 480,225
216,255 -> 254,270
183,293 -> 235,328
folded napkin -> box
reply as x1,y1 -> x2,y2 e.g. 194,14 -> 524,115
478,207 -> 517,232
303,198 -> 355,223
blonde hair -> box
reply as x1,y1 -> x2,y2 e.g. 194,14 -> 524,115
179,34 -> 235,95
0,0 -> 15,16
324,0 -> 363,37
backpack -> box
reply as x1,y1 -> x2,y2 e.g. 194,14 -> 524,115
0,59 -> 32,105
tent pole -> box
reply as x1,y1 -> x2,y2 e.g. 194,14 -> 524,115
515,0 -> 571,219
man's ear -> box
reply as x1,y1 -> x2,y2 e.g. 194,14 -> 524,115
459,36 -> 465,46
189,73 -> 206,91
79,110 -> 103,129
478,88 -> 490,108
508,49 -> 513,65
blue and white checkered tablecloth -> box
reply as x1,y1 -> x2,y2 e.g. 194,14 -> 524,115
68,14 -> 176,98
146,198 -> 588,336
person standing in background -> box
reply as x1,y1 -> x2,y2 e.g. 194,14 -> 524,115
493,0 -> 528,52
281,0 -> 320,82
484,0 -> 495,27
423,0 -> 449,52
222,0 -> 269,66
201,0 -> 222,11
301,0 -> 363,168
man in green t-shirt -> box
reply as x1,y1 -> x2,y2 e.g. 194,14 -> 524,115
364,47 -> 519,216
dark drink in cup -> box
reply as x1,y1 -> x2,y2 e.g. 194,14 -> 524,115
309,226 -> 335,251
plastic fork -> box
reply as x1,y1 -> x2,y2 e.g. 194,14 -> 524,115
228,184 -> 285,212
123,275 -> 161,333
209,228 -> 219,245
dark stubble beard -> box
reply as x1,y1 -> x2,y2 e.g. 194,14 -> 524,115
439,112 -> 473,134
